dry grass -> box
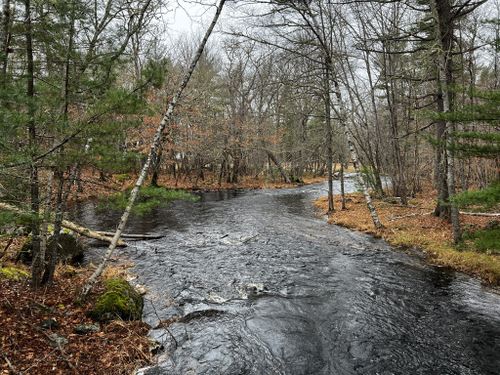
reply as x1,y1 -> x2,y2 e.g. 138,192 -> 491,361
314,192 -> 500,285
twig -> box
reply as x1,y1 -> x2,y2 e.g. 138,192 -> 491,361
1,235 -> 15,260
96,231 -> 165,240
389,211 -> 433,221
1,353 -> 18,374
149,298 -> 178,350
459,211 -> 500,217
56,342 -> 77,373
35,327 -> 76,373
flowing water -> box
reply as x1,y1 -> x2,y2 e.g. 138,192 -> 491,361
75,178 -> 500,375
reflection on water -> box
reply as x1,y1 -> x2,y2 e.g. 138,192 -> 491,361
75,178 -> 500,375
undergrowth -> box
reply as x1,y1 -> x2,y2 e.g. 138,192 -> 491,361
462,228 -> 500,254
98,186 -> 199,215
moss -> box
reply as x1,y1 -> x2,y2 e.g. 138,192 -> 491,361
89,278 -> 143,321
0,266 -> 29,280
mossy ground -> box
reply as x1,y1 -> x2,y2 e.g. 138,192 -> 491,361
0,263 -> 151,374
315,192 -> 500,285
0,265 -> 29,280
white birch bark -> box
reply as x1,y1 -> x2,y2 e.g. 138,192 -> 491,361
81,0 -> 226,297
298,2 -> 383,229
332,82 -> 384,229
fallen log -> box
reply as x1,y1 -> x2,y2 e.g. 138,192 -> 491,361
459,211 -> 500,217
96,231 -> 164,240
0,202 -> 126,247
389,211 -> 433,221
61,220 -> 127,247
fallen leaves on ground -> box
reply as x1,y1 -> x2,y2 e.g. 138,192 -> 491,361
314,191 -> 500,285
0,264 -> 151,374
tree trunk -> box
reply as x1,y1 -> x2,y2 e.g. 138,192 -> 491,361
265,149 -> 291,184
324,64 -> 334,213
151,143 -> 163,187
432,0 -> 461,243
0,0 -> 11,86
340,162 -> 346,210
333,80 -> 383,229
25,0 -> 43,287
42,170 -> 64,284
434,87 -> 450,218
81,0 -> 227,297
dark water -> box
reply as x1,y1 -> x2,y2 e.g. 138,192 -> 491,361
75,179 -> 500,375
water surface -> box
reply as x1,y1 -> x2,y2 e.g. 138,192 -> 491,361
77,179 -> 500,375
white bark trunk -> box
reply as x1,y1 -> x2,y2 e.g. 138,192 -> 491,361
333,82 -> 383,229
81,0 -> 226,297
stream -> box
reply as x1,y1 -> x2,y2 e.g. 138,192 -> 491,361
75,178 -> 500,375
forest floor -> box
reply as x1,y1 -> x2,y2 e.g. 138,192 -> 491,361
315,191 -> 500,286
0,245 -> 152,375
315,192 -> 500,286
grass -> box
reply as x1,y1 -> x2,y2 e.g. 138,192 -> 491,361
462,227 -> 500,254
98,185 -> 199,215
314,192 -> 500,285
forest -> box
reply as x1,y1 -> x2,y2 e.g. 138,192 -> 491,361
0,0 -> 499,373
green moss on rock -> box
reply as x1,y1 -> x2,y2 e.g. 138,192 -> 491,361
89,278 -> 143,321
0,266 -> 29,280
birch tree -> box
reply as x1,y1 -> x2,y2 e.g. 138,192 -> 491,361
81,0 -> 227,296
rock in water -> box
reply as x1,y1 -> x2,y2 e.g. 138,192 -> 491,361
89,278 -> 143,321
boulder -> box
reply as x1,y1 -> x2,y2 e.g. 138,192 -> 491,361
19,233 -> 85,266
89,278 -> 143,321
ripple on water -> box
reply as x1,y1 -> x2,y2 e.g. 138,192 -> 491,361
76,181 -> 500,375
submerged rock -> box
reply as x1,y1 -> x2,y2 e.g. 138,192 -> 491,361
89,278 -> 143,321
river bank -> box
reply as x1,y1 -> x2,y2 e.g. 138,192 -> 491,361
0,241 -> 153,374
1,173 -> 329,373
315,192 -> 500,286
71,169 -> 328,202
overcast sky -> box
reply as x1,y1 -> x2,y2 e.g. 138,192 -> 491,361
165,0 -> 236,38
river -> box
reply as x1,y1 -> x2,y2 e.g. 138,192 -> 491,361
74,178 -> 500,375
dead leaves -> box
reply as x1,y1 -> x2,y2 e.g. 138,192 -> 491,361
0,269 -> 151,374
